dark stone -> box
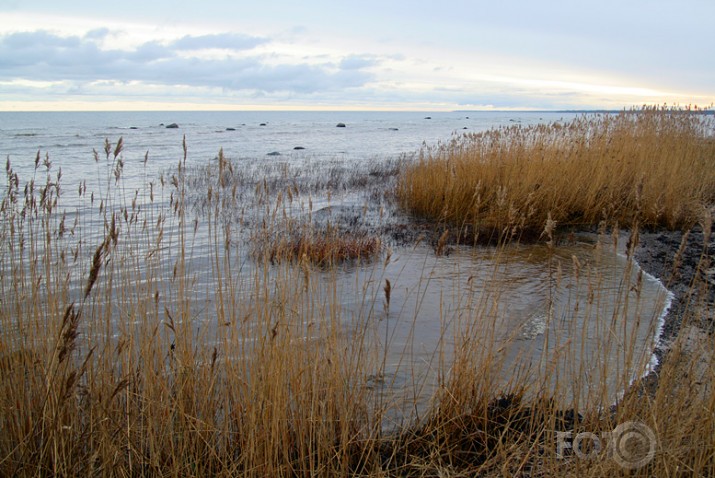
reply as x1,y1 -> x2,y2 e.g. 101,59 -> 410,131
166,123 -> 179,129
388,128 -> 399,131
266,151 -> 281,156
226,127 -> 236,131
259,123 -> 267,126
424,116 -> 432,120
293,146 -> 306,150
129,127 -> 138,130
336,123 -> 346,127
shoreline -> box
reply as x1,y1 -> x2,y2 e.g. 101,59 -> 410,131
633,223 -> 714,393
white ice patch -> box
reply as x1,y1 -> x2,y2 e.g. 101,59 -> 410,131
520,313 -> 547,340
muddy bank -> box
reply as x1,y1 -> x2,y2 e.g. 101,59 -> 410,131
634,222 -> 714,389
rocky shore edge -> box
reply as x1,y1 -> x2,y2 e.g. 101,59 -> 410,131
633,221 -> 714,395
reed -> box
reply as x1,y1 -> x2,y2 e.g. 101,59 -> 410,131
0,133 -> 712,477
256,225 -> 381,266
398,106 -> 715,240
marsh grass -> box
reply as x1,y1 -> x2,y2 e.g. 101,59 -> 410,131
0,143 -> 386,476
0,129 -> 712,477
256,225 -> 382,266
398,106 -> 715,239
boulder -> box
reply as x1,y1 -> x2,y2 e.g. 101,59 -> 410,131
336,123 -> 346,128
166,123 -> 179,129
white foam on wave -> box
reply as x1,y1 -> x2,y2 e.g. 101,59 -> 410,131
639,267 -> 675,377
614,241 -> 676,386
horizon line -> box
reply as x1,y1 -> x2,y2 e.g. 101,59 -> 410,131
0,108 -> 655,114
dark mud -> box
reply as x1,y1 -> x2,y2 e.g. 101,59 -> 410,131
636,226 -> 714,337
633,222 -> 714,392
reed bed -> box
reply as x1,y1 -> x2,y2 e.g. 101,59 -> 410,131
398,106 -> 715,239
0,132 -> 713,477
0,143 -> 385,476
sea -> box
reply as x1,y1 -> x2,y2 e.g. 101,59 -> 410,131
0,110 -> 671,421
0,110 -> 575,191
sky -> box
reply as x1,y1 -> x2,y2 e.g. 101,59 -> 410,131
0,0 -> 713,111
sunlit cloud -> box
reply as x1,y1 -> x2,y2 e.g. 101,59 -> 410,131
0,2 -> 713,111
0,29 -> 377,96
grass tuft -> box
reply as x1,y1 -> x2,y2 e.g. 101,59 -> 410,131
257,226 -> 381,266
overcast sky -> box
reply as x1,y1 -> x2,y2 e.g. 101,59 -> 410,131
1,0 -> 713,111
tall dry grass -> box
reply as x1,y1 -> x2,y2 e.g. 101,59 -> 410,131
398,106 -> 715,240
0,140 -> 387,476
0,130 -> 712,477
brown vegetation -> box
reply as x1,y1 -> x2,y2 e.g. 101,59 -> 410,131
0,121 -> 713,476
254,225 -> 381,266
398,106 -> 715,240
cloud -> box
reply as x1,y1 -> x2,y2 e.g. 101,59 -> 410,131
339,55 -> 377,70
84,28 -> 110,40
3,30 -> 80,49
129,41 -> 173,62
4,22 -> 700,111
0,29 -> 375,97
171,32 -> 267,51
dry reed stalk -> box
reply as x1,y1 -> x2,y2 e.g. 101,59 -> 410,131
399,106 -> 715,238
